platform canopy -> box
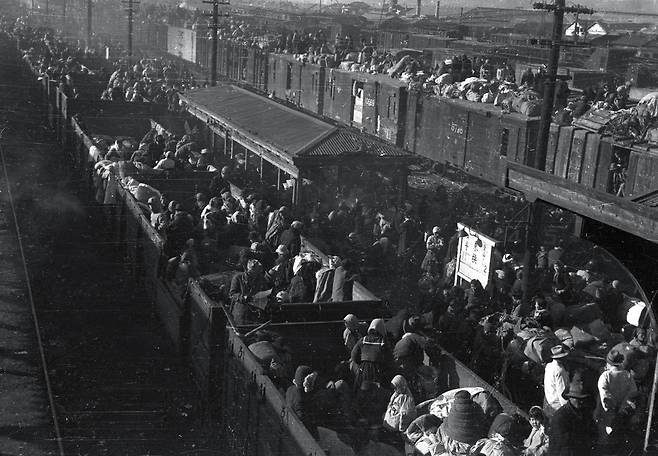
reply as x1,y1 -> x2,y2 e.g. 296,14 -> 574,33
180,84 -> 414,177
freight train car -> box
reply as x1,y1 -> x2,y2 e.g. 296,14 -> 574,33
405,93 -> 540,186
323,68 -> 408,146
268,53 -> 324,114
540,122 -> 658,201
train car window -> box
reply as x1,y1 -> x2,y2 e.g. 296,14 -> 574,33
387,96 -> 391,119
500,128 -> 509,157
272,60 -> 276,82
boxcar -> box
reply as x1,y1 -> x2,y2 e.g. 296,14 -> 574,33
323,68 -> 408,146
543,123 -> 658,201
406,94 -> 540,186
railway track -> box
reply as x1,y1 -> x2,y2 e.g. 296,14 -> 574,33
0,36 -> 218,456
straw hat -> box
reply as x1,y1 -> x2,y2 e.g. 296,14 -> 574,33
442,390 -> 486,444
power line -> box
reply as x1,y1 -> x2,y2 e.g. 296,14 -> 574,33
121,0 -> 141,61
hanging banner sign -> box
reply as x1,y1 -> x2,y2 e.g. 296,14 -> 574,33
454,223 -> 497,289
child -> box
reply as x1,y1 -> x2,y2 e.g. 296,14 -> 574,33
523,406 -> 548,456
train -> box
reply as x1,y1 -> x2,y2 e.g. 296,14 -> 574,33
15,18 -> 658,455
18,38 -> 540,456
125,25 -> 658,209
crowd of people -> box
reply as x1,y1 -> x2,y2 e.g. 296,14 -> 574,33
10,11 -> 657,456
100,58 -> 203,106
247,295 -> 652,455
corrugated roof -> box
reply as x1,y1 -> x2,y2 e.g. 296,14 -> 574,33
182,85 -> 336,156
301,129 -> 411,158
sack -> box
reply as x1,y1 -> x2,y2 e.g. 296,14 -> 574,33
519,99 -> 542,116
523,334 -> 558,364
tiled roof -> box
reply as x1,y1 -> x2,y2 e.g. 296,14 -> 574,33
301,129 -> 411,158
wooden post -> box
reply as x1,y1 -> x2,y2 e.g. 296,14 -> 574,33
644,345 -> 658,453
260,156 -> 264,180
277,168 -> 282,191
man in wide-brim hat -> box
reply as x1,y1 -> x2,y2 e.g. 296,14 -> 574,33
543,344 -> 571,419
548,373 -> 597,456
594,348 -> 638,453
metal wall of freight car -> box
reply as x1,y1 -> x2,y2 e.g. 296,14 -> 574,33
323,68 -> 353,124
298,61 -> 324,115
222,330 -> 327,456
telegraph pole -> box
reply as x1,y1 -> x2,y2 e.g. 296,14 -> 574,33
203,0 -> 230,86
519,1 -> 593,304
122,0 -> 139,62
87,0 -> 92,47
532,1 -> 593,170
62,0 -> 66,31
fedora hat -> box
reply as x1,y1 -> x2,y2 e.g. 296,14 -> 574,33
550,344 -> 570,359
606,348 -> 624,367
562,374 -> 590,400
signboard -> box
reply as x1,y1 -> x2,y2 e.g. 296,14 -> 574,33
167,26 -> 197,63
454,223 -> 497,289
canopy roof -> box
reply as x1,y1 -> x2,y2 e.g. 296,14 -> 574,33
181,84 -> 414,174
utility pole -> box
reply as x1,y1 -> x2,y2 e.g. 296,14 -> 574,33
532,1 -> 593,171
122,0 -> 140,62
203,0 -> 230,86
519,1 -> 593,304
62,0 -> 66,31
87,0 -> 92,47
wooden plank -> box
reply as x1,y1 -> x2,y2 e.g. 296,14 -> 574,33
594,139 -> 614,192
632,153 -> 658,198
626,150 -> 641,198
581,131 -> 601,187
567,129 -> 587,183
545,124 -> 560,174
508,163 -> 658,243
554,126 -> 575,179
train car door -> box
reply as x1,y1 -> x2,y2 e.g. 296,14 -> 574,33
443,104 -> 468,168
464,112 -> 500,184
351,80 -> 365,125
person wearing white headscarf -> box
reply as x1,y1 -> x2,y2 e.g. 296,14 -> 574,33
384,375 -> 417,432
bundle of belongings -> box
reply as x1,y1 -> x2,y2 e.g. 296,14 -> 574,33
575,93 -> 658,142
430,77 -> 542,116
